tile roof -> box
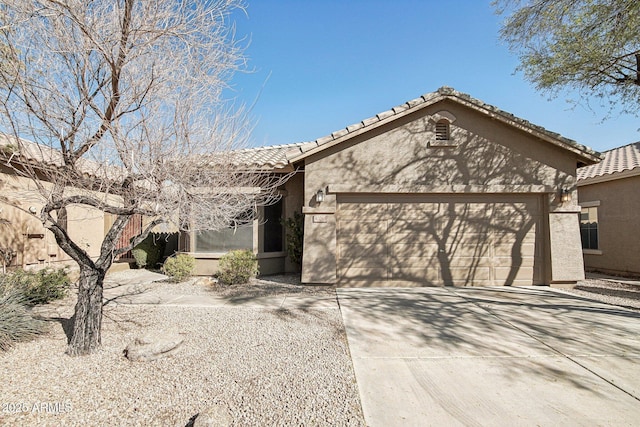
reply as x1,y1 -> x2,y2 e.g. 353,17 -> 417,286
284,86 -> 602,164
232,142 -> 313,169
577,141 -> 640,182
0,134 -> 126,181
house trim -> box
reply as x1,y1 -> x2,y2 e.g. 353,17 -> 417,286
327,184 -> 557,194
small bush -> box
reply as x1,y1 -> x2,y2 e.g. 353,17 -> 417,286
132,234 -> 165,269
0,286 -> 47,351
162,254 -> 195,282
217,250 -> 258,285
0,268 -> 70,306
282,211 -> 304,266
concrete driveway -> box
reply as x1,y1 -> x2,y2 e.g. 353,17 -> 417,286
337,286 -> 640,426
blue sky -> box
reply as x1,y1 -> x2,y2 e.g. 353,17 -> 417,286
228,0 -> 639,152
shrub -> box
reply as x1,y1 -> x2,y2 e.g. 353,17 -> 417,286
217,250 -> 258,285
282,211 -> 304,266
0,285 -> 46,351
132,234 -> 165,269
30,269 -> 71,305
162,254 -> 195,282
0,268 -> 70,306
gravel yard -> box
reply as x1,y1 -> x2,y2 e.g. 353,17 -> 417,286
566,276 -> 640,311
0,274 -> 365,426
1,270 -> 638,426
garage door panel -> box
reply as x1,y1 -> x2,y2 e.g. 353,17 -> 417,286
338,244 -> 387,265
339,220 -> 387,235
337,195 -> 544,286
338,233 -> 386,245
445,256 -> 492,268
449,267 -> 491,281
338,203 -> 388,219
340,267 -> 387,281
390,203 -> 440,219
495,266 -> 534,282
390,267 -> 440,283
389,256 -> 440,271
390,243 -> 439,258
494,256 -> 535,268
387,219 -> 436,234
449,244 -> 491,258
386,231 -> 440,244
494,242 -> 536,257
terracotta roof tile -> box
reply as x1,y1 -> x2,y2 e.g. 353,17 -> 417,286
232,142 -> 309,169
577,142 -> 640,181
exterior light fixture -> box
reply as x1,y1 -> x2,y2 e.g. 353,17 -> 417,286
560,189 -> 572,203
28,206 -> 37,214
316,189 -> 325,203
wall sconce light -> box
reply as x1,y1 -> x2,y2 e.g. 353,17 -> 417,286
28,206 -> 37,214
316,189 -> 325,203
560,189 -> 572,203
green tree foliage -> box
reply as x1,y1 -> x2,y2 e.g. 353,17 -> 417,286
495,0 -> 640,115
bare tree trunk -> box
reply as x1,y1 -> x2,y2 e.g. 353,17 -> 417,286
67,266 -> 106,356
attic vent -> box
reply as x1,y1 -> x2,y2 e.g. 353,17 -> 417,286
435,120 -> 450,140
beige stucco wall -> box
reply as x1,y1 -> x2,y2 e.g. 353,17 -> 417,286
301,100 -> 584,285
0,164 -> 106,270
578,174 -> 640,275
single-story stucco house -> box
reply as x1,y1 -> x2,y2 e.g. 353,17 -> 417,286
577,142 -> 640,276
182,87 -> 603,287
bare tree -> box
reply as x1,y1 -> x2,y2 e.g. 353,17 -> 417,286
0,0 -> 285,355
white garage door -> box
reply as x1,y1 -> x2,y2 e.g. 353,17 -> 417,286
336,194 -> 544,286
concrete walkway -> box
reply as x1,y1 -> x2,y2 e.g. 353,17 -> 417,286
337,286 -> 640,427
103,272 -> 640,425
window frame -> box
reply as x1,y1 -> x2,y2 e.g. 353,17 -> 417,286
580,201 -> 601,254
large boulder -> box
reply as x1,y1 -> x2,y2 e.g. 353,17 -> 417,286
123,333 -> 183,361
193,402 -> 232,427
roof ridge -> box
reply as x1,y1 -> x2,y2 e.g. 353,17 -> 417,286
286,86 -> 601,163
238,141 -> 308,152
602,140 -> 640,153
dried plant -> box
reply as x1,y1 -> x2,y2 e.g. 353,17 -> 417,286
0,0 -> 287,355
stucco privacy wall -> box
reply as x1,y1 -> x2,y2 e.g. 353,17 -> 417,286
578,175 -> 640,275
300,99 -> 587,285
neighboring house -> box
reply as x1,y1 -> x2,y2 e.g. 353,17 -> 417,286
0,137 -> 166,271
577,142 -> 640,276
186,87 -> 602,287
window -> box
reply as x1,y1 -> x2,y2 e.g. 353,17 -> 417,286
263,199 -> 283,252
195,226 -> 253,253
194,209 -> 255,253
435,120 -> 450,141
580,207 -> 598,250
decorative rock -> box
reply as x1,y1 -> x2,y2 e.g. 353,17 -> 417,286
193,402 -> 233,427
123,334 -> 184,361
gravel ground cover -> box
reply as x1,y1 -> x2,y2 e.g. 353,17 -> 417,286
566,277 -> 640,311
0,274 -> 365,426
2,270 -> 637,426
